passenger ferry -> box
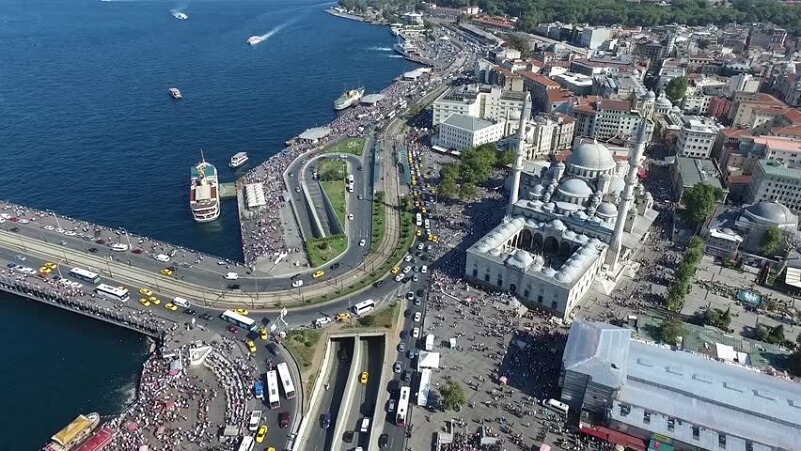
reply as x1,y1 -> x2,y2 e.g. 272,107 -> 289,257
169,88 -> 182,99
247,36 -> 263,46
229,151 -> 249,168
43,412 -> 100,451
334,87 -> 364,110
190,152 -> 221,223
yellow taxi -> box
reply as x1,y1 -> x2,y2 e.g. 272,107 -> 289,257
415,229 -> 423,237
160,268 -> 173,277
312,270 -> 325,279
267,448 -> 276,451
259,328 -> 269,340
44,262 -> 57,269
360,371 -> 369,384
336,312 -> 351,322
246,340 -> 257,353
255,425 -> 268,443
148,296 -> 161,305
390,266 -> 400,275
138,298 -> 151,307
421,207 -> 427,214
139,288 -> 153,296
235,308 -> 249,316
164,303 -> 178,311
39,267 -> 51,274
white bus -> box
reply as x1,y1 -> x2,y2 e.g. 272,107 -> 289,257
266,370 -> 280,409
276,362 -> 296,399
396,386 -> 411,426
221,310 -> 257,331
68,267 -> 101,284
351,299 -> 376,316
237,436 -> 255,451
94,284 -> 130,302
417,369 -> 431,407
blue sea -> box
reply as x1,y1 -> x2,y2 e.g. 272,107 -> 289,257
0,0 -> 417,447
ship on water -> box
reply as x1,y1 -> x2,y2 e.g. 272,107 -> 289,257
247,36 -> 263,46
190,152 -> 221,223
169,88 -> 182,99
171,10 -> 188,20
43,412 -> 100,451
393,38 -> 418,58
334,86 -> 365,110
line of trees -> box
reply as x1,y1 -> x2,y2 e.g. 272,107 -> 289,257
665,236 -> 704,312
680,184 -> 724,228
432,0 -> 801,35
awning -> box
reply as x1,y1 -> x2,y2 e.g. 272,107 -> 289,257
52,415 -> 93,446
785,267 -> 801,288
580,425 -> 646,451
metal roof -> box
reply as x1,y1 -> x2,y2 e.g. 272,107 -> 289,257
562,321 -> 631,390
441,113 -> 497,132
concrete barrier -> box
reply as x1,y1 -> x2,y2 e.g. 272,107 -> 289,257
332,336 -> 363,451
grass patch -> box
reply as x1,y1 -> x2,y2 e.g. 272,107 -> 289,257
320,179 -> 347,228
323,137 -> 366,156
284,329 -> 321,369
370,193 -> 387,253
359,302 -> 399,329
305,234 -> 348,267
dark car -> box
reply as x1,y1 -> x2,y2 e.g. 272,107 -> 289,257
357,165 -> 363,171
227,283 -> 241,291
373,280 -> 385,288
404,309 -> 411,318
9,227 -> 19,233
183,308 -> 196,315
199,313 -> 213,321
87,247 -> 98,253
416,288 -> 424,297
393,361 -> 403,374
279,412 -> 290,428
400,330 -> 408,339
290,274 -> 301,280
378,433 -> 389,448
227,325 -> 238,334
342,431 -> 354,443
267,343 -> 280,356
330,262 -> 340,270
398,342 -> 406,353
403,370 -> 413,383
321,412 -> 332,429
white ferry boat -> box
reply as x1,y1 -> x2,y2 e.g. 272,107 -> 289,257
334,87 -> 365,110
190,152 -> 221,223
229,152 -> 249,168
43,412 -> 100,451
171,10 -> 188,20
169,88 -> 182,99
247,36 -> 263,46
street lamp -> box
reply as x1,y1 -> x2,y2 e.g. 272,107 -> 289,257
120,227 -> 132,250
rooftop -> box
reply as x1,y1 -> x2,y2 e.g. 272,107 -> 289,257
441,113 -> 497,132
676,157 -> 725,191
757,159 -> 801,178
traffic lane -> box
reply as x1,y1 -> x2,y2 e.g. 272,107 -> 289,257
308,338 -> 354,451
356,336 -> 385,449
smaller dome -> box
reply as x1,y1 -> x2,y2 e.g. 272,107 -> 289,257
542,267 -> 557,278
596,202 -> 618,217
557,178 -> 594,198
532,184 -> 545,195
645,90 -> 656,101
513,250 -> 534,266
549,219 -> 567,231
655,93 -> 672,108
744,201 -> 796,224
556,270 -> 573,283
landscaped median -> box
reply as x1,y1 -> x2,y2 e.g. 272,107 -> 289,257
318,160 -> 348,228
323,137 -> 366,156
305,235 -> 348,268
370,192 -> 386,253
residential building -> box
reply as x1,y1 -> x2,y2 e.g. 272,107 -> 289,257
728,92 -> 786,127
553,72 -> 594,96
747,159 -> 801,210
570,94 -> 654,142
748,25 -> 787,50
435,114 -> 505,151
520,71 -> 561,112
431,86 -> 528,128
579,27 -> 611,50
675,116 -> 722,159
514,113 -> 576,159
560,321 -> 801,451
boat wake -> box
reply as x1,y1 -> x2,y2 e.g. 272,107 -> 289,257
368,46 -> 393,52
387,54 -> 405,58
254,16 -> 300,44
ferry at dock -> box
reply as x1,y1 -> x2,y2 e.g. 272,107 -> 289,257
229,151 -> 249,168
43,412 -> 100,451
190,152 -> 221,223
334,87 -> 364,110
169,88 -> 182,99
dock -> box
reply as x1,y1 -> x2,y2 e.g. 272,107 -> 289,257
219,182 -> 237,200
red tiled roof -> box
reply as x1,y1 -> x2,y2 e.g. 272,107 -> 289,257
773,125 -> 801,136
547,89 -> 574,103
721,128 -> 751,138
494,65 -> 514,76
519,71 -> 560,88
597,99 -> 632,111
727,174 -> 753,185
471,16 -> 516,29
755,107 -> 788,116
782,109 -> 801,124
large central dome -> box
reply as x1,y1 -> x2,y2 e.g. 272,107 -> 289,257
567,140 -> 616,172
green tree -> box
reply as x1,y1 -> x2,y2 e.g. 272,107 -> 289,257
681,183 -> 723,226
658,317 -> 686,345
770,324 -> 786,344
440,379 -> 466,411
664,76 -> 689,105
760,226 -> 783,257
495,148 -> 516,168
319,161 -> 346,181
358,315 -> 376,327
459,182 -> 478,200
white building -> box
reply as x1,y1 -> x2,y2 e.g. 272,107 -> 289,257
466,95 -> 656,319
432,86 -> 528,130
513,113 -> 576,159
435,114 -> 505,151
579,27 -> 611,50
675,115 -> 722,159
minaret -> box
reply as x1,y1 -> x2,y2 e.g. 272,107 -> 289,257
508,91 -> 531,213
605,118 -> 648,269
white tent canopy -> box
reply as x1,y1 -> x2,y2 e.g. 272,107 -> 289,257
417,351 -> 440,369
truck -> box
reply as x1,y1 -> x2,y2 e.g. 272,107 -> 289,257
248,410 -> 262,432
425,334 -> 435,351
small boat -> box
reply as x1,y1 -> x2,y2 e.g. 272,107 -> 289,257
171,10 -> 188,20
247,36 -> 263,46
229,152 -> 249,168
169,88 -> 182,99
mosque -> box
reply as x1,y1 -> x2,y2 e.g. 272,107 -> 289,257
465,93 -> 658,319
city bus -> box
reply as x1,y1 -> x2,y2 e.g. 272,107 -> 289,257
351,299 -> 376,316
221,310 -> 257,331
276,362 -> 296,399
68,267 -> 101,284
237,436 -> 255,451
396,386 -> 411,426
266,370 -> 281,409
94,284 -> 130,302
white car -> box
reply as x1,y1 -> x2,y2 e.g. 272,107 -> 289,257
224,272 -> 239,280
0,213 -> 9,220
394,274 -> 404,282
18,219 -> 29,224
348,214 -> 354,220
43,225 -> 55,231
404,255 -> 412,262
359,239 -> 366,247
421,265 -> 428,274
154,254 -> 171,263
63,230 -> 77,236
413,312 -> 421,322
292,279 -> 304,288
402,266 -> 412,274
417,243 -> 424,250
412,327 -> 420,338
110,243 -> 129,252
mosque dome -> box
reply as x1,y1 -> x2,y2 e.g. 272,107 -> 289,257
567,141 -> 616,172
744,201 -> 796,224
557,178 -> 594,199
645,90 -> 656,101
548,219 -> 567,231
512,250 -> 534,266
655,94 -> 672,109
542,267 -> 557,278
596,202 -> 618,218
532,184 -> 545,196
